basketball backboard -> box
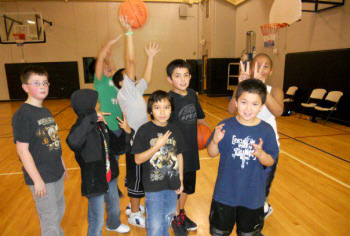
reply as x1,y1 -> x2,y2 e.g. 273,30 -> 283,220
269,0 -> 302,26
0,12 -> 49,45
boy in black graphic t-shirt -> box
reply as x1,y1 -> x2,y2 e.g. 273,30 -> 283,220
12,66 -> 68,236
166,59 -> 210,234
131,91 -> 186,236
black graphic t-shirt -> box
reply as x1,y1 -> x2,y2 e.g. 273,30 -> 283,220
169,89 -> 205,172
12,103 -> 64,185
131,121 -> 186,192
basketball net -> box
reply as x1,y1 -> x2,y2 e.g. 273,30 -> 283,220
260,23 -> 286,48
13,33 -> 26,47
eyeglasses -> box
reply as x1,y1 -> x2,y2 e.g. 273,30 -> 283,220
27,81 -> 50,87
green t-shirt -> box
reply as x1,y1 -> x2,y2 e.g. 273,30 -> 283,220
94,74 -> 123,131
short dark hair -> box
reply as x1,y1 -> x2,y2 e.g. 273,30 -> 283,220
235,78 -> 267,104
112,68 -> 125,89
166,59 -> 191,78
20,66 -> 48,84
251,53 -> 273,69
147,90 -> 174,119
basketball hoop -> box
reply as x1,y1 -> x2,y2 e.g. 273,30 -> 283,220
260,23 -> 285,48
13,33 -> 26,46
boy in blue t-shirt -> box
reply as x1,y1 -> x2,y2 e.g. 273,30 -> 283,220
206,78 -> 279,236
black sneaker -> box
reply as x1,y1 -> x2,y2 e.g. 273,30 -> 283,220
172,216 -> 188,236
180,210 -> 197,231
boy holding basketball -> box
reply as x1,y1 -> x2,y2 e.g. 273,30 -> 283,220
207,78 -> 279,236
12,66 -> 68,236
114,16 -> 161,228
166,59 -> 210,235
228,53 -> 284,218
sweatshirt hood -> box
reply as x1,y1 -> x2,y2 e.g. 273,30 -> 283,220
71,89 -> 98,116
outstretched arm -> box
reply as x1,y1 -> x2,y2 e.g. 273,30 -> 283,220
95,36 -> 122,81
120,15 -> 136,82
143,42 -> 161,85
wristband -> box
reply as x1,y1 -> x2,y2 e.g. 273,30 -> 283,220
125,31 -> 133,36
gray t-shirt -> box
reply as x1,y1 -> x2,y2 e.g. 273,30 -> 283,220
117,74 -> 148,135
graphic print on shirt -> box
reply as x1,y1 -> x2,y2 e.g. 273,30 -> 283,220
149,134 -> 178,182
178,104 -> 197,124
36,117 -> 61,151
231,135 -> 257,169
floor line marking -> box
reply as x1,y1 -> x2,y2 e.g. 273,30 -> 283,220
203,109 -> 350,189
280,150 -> 350,189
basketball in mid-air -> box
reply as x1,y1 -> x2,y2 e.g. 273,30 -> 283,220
197,124 -> 212,150
119,0 -> 149,29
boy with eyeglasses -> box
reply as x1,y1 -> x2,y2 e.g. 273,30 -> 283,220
12,66 -> 68,236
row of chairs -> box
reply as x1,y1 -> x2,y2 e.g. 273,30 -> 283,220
284,87 -> 343,125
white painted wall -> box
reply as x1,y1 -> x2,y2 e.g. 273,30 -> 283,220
235,0 -> 350,88
0,1 -> 202,100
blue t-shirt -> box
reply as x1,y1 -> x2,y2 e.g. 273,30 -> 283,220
206,117 -> 279,209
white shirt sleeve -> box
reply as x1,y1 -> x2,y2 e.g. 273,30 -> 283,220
136,79 -> 147,95
119,74 -> 137,102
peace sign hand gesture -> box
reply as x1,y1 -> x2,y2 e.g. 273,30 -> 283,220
155,131 -> 172,148
239,61 -> 251,83
253,62 -> 266,81
251,138 -> 265,158
117,114 -> 131,134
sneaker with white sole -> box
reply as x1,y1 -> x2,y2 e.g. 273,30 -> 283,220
126,203 -> 146,215
106,224 -> 130,233
128,211 -> 146,228
264,202 -> 273,219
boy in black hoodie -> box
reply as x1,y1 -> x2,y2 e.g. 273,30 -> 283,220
66,89 -> 134,235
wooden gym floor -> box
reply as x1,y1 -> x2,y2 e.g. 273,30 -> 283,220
0,95 -> 349,236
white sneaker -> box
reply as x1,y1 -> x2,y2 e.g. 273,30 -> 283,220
125,203 -> 146,215
264,202 -> 273,219
128,211 -> 146,228
106,224 -> 130,233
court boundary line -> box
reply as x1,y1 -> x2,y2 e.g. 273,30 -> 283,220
200,99 -> 350,163
203,109 -> 350,189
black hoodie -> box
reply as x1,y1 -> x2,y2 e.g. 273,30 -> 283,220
66,89 -> 133,197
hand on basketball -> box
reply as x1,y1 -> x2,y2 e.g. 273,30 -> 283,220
145,42 -> 161,59
253,62 -> 266,82
117,114 -> 132,134
96,111 -> 110,124
239,61 -> 251,83
251,138 -> 265,158
212,124 -> 225,145
34,179 -> 47,198
119,15 -> 133,33
155,131 -> 172,148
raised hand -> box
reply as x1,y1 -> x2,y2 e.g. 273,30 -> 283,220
117,114 -> 132,134
251,138 -> 265,158
239,61 -> 251,83
107,34 -> 123,47
119,15 -> 133,33
212,124 -> 225,145
253,62 -> 266,81
145,42 -> 161,59
155,131 -> 172,148
97,111 -> 110,124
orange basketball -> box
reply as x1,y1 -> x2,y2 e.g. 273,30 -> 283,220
197,124 -> 212,150
119,0 -> 149,29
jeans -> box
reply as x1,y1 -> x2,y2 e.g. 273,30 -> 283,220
29,175 -> 65,236
145,190 -> 177,236
113,130 -> 122,162
264,155 -> 279,197
87,178 -> 121,236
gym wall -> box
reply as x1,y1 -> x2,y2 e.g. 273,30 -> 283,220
234,0 -> 350,89
0,0 -> 237,101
